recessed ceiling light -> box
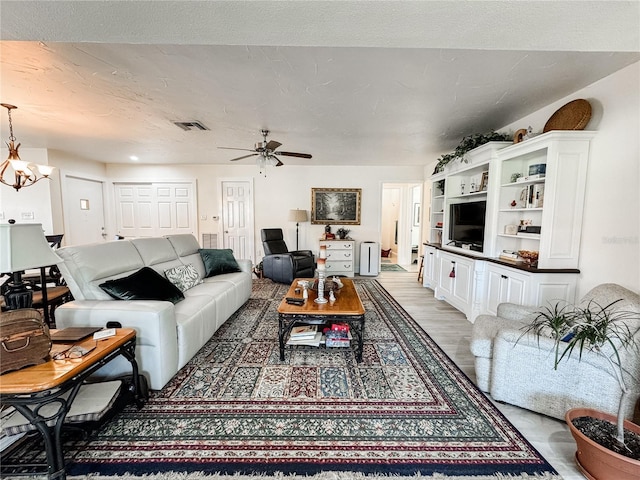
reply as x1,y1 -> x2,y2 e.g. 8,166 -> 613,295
129,155 -> 139,161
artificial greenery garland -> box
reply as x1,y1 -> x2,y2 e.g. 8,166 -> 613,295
433,131 -> 511,174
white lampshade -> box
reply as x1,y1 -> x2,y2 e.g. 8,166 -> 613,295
36,164 -> 55,177
289,209 -> 308,223
0,223 -> 62,272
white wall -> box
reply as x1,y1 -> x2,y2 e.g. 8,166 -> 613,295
105,162 -> 424,267
499,62 -> 639,297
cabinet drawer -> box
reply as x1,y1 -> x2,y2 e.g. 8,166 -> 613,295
321,242 -> 354,251
326,261 -> 353,272
326,251 -> 353,261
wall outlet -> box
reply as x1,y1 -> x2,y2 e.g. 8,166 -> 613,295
21,212 -> 35,220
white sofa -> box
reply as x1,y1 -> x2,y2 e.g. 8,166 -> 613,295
470,283 -> 640,420
55,234 -> 252,390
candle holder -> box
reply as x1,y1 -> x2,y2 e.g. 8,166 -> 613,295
315,269 -> 328,304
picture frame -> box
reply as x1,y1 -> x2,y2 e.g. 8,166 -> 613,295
311,188 -> 361,225
480,171 -> 489,191
413,203 -> 421,227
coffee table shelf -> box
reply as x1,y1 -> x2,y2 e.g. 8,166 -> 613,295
277,278 -> 365,362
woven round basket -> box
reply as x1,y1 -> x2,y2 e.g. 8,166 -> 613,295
543,99 -> 592,133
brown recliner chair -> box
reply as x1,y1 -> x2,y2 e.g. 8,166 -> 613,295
261,228 -> 315,284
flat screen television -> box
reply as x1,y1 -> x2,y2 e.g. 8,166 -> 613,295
449,201 -> 486,250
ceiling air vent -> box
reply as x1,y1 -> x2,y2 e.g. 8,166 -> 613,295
173,121 -> 209,131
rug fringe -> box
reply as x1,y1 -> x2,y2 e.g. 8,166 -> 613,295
65,471 -> 563,480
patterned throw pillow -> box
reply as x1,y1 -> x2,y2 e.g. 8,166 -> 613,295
164,263 -> 203,292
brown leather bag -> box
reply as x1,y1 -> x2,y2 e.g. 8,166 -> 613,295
0,308 -> 52,375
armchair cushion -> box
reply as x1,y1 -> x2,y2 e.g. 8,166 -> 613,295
99,267 -> 184,304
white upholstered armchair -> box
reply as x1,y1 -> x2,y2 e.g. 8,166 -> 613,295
470,283 -> 640,420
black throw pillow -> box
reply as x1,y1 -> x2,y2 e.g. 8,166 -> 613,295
99,267 -> 184,304
199,248 -> 241,278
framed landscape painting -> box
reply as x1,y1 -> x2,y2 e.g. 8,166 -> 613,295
311,188 -> 361,225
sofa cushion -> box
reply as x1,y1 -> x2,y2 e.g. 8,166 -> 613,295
99,267 -> 184,304
199,249 -> 241,277
164,263 -> 202,292
166,234 -> 201,257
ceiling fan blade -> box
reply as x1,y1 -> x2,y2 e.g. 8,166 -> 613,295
265,140 -> 282,151
229,153 -> 258,162
271,155 -> 284,167
218,147 -> 256,152
275,151 -> 312,159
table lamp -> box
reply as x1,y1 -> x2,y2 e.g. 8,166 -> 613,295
288,209 -> 308,251
0,223 -> 62,310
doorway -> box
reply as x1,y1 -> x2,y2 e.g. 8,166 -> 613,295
381,183 -> 422,271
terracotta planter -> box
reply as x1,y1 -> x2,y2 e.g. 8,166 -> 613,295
566,408 -> 640,480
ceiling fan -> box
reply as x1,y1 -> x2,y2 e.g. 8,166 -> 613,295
218,129 -> 312,167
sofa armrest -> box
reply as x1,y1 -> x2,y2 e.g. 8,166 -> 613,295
56,300 -> 180,390
236,259 -> 252,274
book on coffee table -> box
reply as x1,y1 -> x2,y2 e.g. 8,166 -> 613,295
290,325 -> 318,339
286,332 -> 323,346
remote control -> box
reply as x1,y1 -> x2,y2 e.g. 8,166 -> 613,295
93,328 -> 117,340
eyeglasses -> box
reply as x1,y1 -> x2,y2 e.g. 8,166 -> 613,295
52,342 -> 96,361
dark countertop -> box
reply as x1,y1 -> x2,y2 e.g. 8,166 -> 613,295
422,242 -> 580,274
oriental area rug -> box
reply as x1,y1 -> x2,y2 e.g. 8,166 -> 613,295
5,279 -> 560,479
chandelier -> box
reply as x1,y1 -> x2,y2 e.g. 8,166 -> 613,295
1,103 -> 54,191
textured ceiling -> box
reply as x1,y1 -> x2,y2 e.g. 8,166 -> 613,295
0,1 -> 639,167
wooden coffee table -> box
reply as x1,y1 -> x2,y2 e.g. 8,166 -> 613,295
277,278 -> 365,362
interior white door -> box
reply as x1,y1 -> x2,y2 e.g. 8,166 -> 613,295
114,182 -> 196,238
221,180 -> 254,263
64,176 -> 107,245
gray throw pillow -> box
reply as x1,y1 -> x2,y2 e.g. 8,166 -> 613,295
199,248 -> 241,278
164,263 -> 203,292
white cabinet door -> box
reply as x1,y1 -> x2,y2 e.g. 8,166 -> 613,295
452,257 -> 474,306
422,246 -> 438,289
485,263 -> 528,316
435,251 -> 476,317
436,254 -> 454,298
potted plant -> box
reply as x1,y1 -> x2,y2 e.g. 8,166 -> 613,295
336,227 -> 350,240
521,300 -> 640,479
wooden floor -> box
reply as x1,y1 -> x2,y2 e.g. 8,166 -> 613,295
374,267 -> 583,480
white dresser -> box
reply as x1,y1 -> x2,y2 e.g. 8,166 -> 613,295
319,240 -> 355,277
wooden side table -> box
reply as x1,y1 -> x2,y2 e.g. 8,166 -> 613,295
0,328 -> 146,480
